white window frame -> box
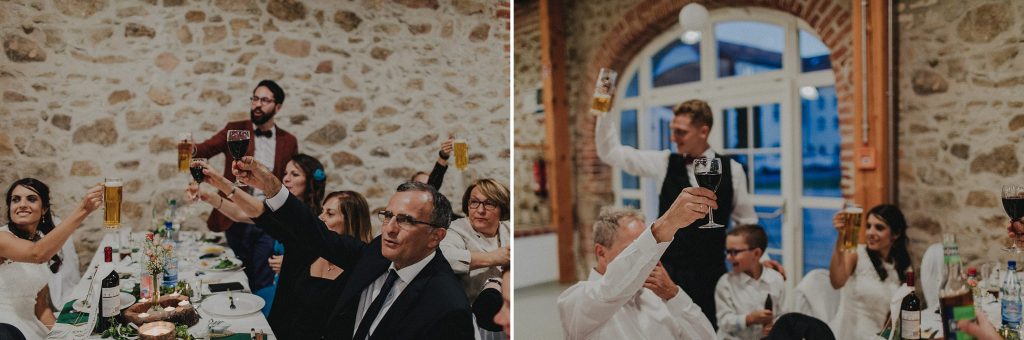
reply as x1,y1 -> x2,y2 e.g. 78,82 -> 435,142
609,7 -> 840,289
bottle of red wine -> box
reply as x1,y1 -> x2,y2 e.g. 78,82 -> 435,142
901,269 -> 921,339
94,246 -> 120,334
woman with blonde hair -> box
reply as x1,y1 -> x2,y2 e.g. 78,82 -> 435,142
440,178 -> 510,338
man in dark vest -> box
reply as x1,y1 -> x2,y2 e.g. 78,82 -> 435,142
595,98 -> 783,328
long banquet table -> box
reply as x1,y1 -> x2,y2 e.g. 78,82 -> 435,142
47,231 -> 275,339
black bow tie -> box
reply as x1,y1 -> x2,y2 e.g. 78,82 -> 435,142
683,155 -> 696,165
254,129 -> 273,138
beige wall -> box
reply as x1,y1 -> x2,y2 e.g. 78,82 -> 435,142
0,0 -> 510,269
897,0 -> 1024,267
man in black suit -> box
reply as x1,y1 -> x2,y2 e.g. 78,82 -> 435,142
229,157 -> 475,340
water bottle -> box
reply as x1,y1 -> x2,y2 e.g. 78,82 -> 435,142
1001,260 -> 1022,336
161,237 -> 179,289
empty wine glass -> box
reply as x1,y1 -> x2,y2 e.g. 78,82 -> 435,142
1002,185 -> 1024,252
693,157 -> 724,229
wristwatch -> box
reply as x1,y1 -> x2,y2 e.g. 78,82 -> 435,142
439,150 -> 450,160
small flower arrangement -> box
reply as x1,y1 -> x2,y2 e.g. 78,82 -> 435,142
142,232 -> 174,275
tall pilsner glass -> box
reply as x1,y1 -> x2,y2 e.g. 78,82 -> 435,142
589,68 -> 617,116
103,178 -> 123,229
177,132 -> 194,173
454,139 -> 469,171
841,201 -> 863,252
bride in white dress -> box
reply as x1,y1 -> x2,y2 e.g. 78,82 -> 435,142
828,204 -> 913,340
0,178 -> 102,339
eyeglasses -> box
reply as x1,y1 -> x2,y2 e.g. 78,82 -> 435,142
724,248 -> 751,256
250,96 -> 275,105
378,210 -> 444,230
468,199 -> 499,211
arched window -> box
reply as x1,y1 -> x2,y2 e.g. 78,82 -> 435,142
611,8 -> 840,281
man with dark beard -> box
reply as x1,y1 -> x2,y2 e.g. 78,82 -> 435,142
195,79 -> 298,292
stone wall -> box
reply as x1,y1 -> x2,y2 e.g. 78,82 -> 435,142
0,0 -> 510,270
897,0 -> 1024,267
513,0 -> 853,277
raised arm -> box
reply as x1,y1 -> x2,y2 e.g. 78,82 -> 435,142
427,136 -> 453,190
187,182 -> 254,224
594,112 -> 670,179
829,212 -> 858,288
559,187 -> 715,337
254,192 -> 367,270
0,185 -> 102,263
194,125 -> 229,159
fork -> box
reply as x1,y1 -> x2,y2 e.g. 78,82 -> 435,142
81,265 -> 100,309
228,291 -> 236,309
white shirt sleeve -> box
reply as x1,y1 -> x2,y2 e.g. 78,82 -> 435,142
557,226 -> 671,339
729,158 -> 758,225
665,285 -> 716,339
265,186 -> 290,212
714,275 -> 747,336
595,112 -> 670,181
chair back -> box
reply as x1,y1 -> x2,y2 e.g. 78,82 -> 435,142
789,269 -> 840,323
919,243 -> 944,309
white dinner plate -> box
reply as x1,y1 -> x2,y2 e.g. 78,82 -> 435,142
201,293 -> 264,317
197,257 -> 242,272
73,292 -> 136,313
200,244 -> 225,256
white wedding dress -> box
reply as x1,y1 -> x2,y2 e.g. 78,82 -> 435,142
830,244 -> 900,340
0,225 -> 53,340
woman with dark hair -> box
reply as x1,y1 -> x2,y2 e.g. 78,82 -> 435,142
0,178 -> 102,338
828,203 -> 911,340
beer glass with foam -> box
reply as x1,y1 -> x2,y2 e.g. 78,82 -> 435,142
589,68 -> 617,116
103,178 -> 123,229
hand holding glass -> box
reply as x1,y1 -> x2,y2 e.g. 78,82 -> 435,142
103,178 -> 123,229
1003,185 -> 1024,252
590,68 -> 617,116
226,130 -> 250,186
177,132 -> 195,173
840,201 -> 863,252
693,158 -> 723,229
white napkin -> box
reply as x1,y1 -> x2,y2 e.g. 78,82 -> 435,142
887,284 -> 915,340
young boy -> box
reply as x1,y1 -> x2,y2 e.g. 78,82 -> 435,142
715,224 -> 786,340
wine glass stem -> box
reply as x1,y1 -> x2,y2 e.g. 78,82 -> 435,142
708,206 -> 715,224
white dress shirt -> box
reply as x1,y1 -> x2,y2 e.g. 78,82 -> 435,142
252,125 -> 276,198
354,251 -> 435,339
715,266 -> 786,340
557,226 -> 715,340
595,113 -> 758,225
439,218 -> 509,301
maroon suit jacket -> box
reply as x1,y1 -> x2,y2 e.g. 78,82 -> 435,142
194,120 -> 298,232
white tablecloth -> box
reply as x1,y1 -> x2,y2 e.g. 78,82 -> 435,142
47,231 -> 276,339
